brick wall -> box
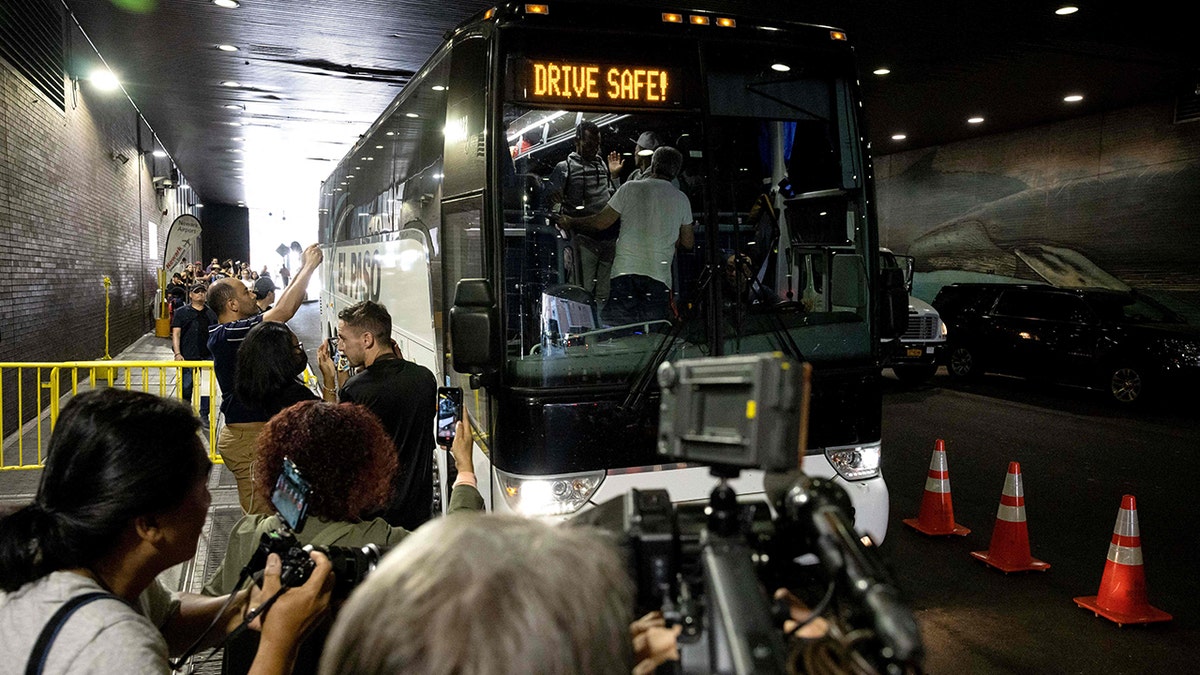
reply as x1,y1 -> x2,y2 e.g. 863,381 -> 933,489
0,30 -> 189,434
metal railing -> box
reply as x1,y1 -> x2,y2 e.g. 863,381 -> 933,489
0,361 -> 219,470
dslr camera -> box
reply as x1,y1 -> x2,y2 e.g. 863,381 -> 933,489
573,354 -> 923,675
240,457 -> 384,597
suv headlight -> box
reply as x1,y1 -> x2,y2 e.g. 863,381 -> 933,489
496,469 -> 605,516
826,442 -> 881,480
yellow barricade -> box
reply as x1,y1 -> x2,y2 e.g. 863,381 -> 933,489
0,361 -> 219,470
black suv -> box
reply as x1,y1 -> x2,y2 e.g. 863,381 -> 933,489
932,284 -> 1200,404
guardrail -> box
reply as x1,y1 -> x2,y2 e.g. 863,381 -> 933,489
0,361 -> 219,470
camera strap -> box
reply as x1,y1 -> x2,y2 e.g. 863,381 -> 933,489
25,592 -> 120,675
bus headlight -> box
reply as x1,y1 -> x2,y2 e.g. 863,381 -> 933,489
496,469 -> 605,516
825,442 -> 881,480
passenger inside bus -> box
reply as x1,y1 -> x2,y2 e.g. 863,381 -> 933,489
548,121 -> 623,306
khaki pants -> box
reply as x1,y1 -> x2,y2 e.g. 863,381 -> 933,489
217,421 -> 270,514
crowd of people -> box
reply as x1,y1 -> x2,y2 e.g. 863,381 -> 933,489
0,237 -> 817,674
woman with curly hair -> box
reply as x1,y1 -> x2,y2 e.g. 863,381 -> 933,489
219,321 -> 319,514
202,400 -> 481,674
204,399 -> 481,591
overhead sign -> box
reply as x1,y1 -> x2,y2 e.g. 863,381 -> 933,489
163,214 -> 202,273
514,59 -> 680,106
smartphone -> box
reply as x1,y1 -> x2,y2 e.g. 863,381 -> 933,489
271,457 -> 312,532
436,386 -> 462,447
326,336 -> 337,355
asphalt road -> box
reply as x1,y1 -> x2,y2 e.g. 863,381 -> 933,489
877,368 -> 1197,674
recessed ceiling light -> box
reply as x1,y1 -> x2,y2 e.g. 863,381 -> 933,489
873,68 -> 891,76
891,133 -> 907,141
220,80 -> 240,87
375,145 -> 383,149
770,63 -> 791,72
347,175 -> 355,178
213,0 -> 240,8
967,116 -> 985,124
405,112 -> 420,118
216,44 -> 239,52
1055,6 -> 1079,16
355,166 -> 361,170
431,85 -> 447,91
1063,94 -> 1084,103
385,131 -> 395,136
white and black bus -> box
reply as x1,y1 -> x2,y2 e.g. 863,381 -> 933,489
318,1 -> 906,542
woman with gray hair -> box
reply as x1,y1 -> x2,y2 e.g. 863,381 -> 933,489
319,514 -> 636,675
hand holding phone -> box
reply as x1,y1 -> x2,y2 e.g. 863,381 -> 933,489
436,387 -> 462,447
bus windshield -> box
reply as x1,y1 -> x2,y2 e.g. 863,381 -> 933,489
499,34 -> 873,389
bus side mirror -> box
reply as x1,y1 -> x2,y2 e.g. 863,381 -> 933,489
878,268 -> 909,339
450,278 -> 500,377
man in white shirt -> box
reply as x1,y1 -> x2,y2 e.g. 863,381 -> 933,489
557,146 -> 694,326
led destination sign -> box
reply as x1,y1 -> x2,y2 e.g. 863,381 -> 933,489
516,59 -> 681,106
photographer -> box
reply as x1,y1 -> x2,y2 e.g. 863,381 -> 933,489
0,389 -> 331,675
319,513 -> 635,675
203,401 -> 482,674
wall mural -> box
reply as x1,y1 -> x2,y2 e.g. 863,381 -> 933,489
875,102 -> 1200,319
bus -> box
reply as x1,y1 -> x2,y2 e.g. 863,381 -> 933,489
318,1 -> 906,542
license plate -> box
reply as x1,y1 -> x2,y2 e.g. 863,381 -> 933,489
906,347 -> 924,358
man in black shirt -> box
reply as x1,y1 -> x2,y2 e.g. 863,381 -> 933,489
317,300 -> 437,530
171,284 -> 218,423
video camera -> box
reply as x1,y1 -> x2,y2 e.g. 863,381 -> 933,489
573,354 -> 923,675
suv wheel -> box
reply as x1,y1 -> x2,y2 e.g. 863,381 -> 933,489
894,363 -> 937,385
948,345 -> 979,378
1109,365 -> 1145,405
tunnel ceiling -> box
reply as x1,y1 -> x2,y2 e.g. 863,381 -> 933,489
64,0 -> 1194,212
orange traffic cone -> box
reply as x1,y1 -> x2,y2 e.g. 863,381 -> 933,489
903,439 -> 970,536
1074,495 -> 1172,626
970,462 -> 1050,572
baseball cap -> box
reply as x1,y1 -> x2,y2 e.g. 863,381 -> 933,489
636,131 -> 662,156
190,283 -> 207,293
253,276 -> 276,299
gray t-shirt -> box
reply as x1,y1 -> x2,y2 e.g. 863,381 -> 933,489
0,571 -> 179,675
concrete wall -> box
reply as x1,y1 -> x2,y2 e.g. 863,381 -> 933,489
0,24 -> 193,433
875,100 -> 1200,312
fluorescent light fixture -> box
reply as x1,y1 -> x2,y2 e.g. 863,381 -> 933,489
405,112 -> 420,118
213,0 -> 240,8
1055,6 -> 1079,15
967,116 -> 985,124
152,149 -> 167,158
89,69 -> 120,91
873,68 -> 891,76
216,44 -> 239,52
1063,94 -> 1084,102
770,63 -> 791,72
891,133 -> 907,141
223,104 -> 243,110
431,85 -> 447,91
220,80 -> 241,87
